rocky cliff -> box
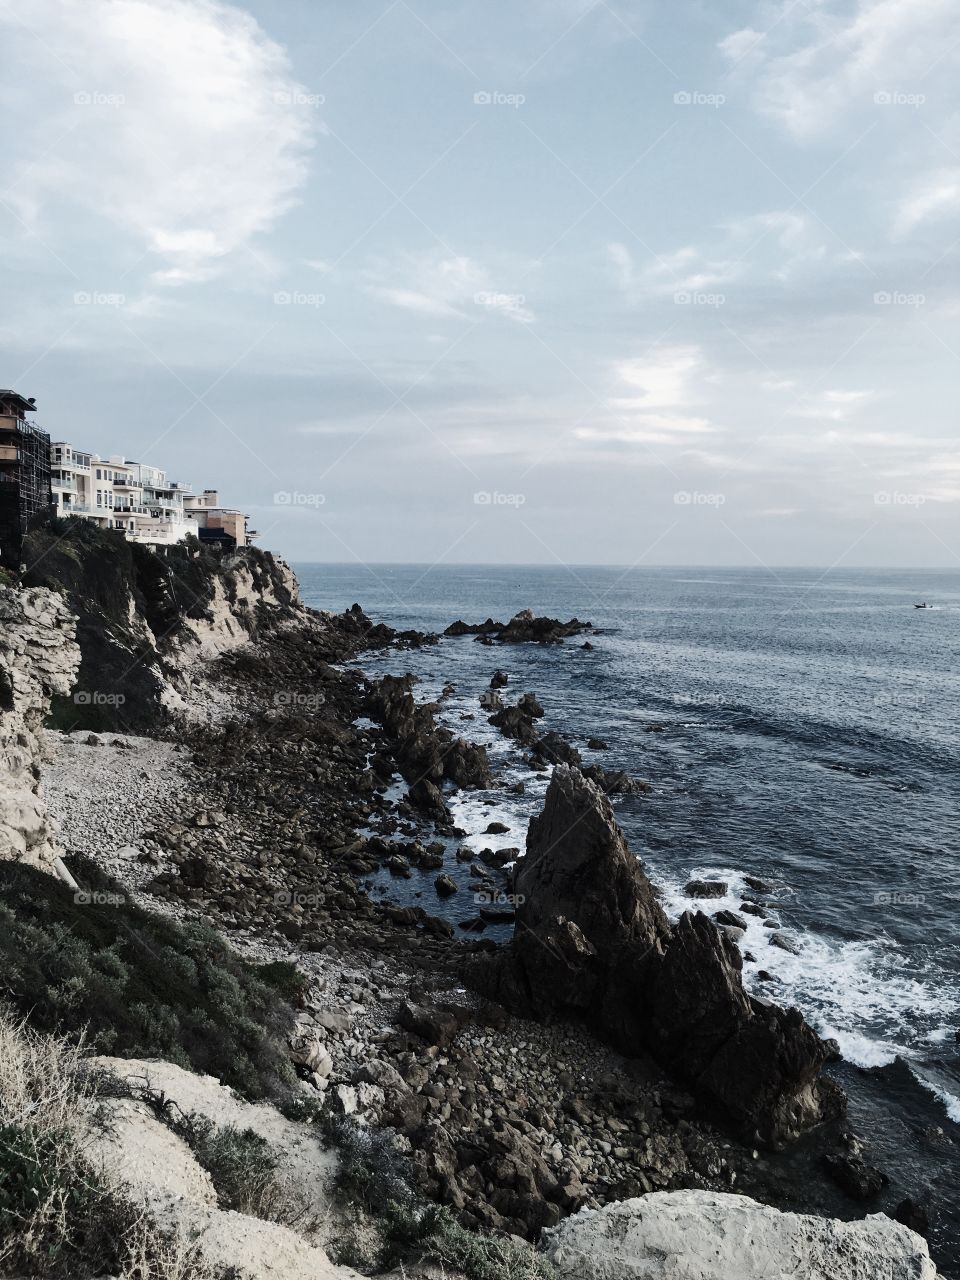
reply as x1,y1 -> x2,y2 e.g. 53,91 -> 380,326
469,765 -> 840,1147
0,586 -> 80,868
21,518 -> 305,731
544,1191 -> 937,1279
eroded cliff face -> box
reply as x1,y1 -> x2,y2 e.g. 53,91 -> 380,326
20,520 -> 305,731
0,587 -> 80,868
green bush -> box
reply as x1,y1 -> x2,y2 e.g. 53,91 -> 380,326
0,859 -> 297,1099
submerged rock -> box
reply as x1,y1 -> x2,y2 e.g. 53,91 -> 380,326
544,1190 -> 937,1279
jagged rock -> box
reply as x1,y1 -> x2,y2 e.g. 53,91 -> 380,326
587,737 -> 608,749
488,704 -> 538,745
467,767 -> 836,1147
544,1191 -> 937,1279
368,673 -> 491,802
490,670 -> 509,688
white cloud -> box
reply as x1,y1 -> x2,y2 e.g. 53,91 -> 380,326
721,0 -> 960,141
608,242 -> 739,298
364,250 -> 535,322
893,169 -> 960,236
1,0 -> 317,284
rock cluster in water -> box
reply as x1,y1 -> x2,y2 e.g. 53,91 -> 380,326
445,608 -> 593,643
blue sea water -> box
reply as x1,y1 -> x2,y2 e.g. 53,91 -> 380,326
295,563 -> 960,1142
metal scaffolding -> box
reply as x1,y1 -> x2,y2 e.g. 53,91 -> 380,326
0,393 -> 53,569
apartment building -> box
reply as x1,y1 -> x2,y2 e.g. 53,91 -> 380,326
50,441 -> 251,548
0,391 -> 53,568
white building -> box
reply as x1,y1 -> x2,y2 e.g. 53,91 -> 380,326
50,442 -> 250,548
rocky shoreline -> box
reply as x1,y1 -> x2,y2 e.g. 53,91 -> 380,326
36,583 -> 929,1254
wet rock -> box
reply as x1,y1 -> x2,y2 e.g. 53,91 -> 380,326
714,910 -> 748,930
685,879 -> 728,899
744,875 -> 774,894
445,610 -> 592,644
769,931 -> 801,955
490,670 -> 509,688
587,737 -> 608,750
434,873 -> 458,897
823,1153 -> 889,1200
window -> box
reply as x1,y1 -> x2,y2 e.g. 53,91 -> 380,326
96,468 -> 101,480
96,493 -> 102,508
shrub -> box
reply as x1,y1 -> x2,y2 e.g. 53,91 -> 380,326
0,859 -> 297,1099
156,1109 -> 309,1229
0,1011 -> 215,1280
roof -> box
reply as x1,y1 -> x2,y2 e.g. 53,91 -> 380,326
0,391 -> 37,414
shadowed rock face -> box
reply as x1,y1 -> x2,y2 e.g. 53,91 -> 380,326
469,766 -> 837,1147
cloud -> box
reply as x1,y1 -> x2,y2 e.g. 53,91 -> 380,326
720,0 -> 960,141
608,243 -> 739,298
893,168 -> 960,236
1,0 -> 317,284
364,250 -> 535,322
790,388 -> 878,421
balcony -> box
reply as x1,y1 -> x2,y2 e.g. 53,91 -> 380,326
0,445 -> 21,463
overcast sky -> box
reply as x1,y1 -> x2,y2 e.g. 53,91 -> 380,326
2,0 -> 959,567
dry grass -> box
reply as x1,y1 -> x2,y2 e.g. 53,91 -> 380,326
0,1008 -> 218,1280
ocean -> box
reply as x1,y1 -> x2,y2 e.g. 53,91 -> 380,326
296,562 -> 960,1261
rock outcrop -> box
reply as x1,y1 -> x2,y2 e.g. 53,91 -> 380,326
20,518 -> 321,730
367,673 -> 492,814
445,608 -> 592,643
0,587 -> 80,869
469,766 -> 837,1146
544,1190 -> 937,1279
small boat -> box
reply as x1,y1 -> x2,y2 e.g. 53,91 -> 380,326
914,602 -> 930,609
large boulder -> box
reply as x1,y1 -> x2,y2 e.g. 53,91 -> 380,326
544,1190 -> 937,1279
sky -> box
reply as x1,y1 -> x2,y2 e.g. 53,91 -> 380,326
2,0 -> 959,568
